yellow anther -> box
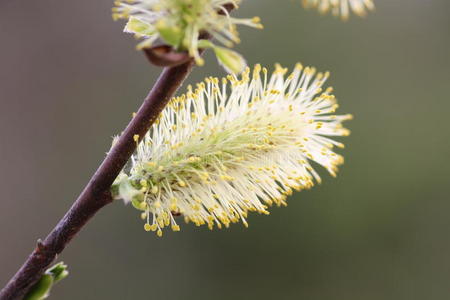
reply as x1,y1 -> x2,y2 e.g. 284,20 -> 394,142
151,186 -> 158,194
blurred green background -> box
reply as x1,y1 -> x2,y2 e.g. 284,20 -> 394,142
1,0 -> 450,299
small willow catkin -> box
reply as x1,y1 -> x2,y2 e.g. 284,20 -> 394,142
302,0 -> 375,20
112,0 -> 262,73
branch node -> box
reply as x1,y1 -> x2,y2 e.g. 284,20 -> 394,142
143,45 -> 191,67
36,239 -> 46,253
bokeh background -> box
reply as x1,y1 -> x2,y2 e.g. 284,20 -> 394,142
1,0 -> 450,299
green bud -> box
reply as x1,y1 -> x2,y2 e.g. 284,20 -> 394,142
155,20 -> 183,48
47,262 -> 69,283
125,17 -> 155,37
213,46 -> 247,74
24,275 -> 53,300
24,262 -> 69,300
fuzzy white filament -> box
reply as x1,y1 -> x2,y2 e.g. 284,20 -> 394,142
114,63 -> 352,236
302,0 -> 375,20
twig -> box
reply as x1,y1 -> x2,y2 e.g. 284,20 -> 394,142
0,61 -> 197,300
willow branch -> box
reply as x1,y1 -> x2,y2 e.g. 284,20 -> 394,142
0,60 -> 197,300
